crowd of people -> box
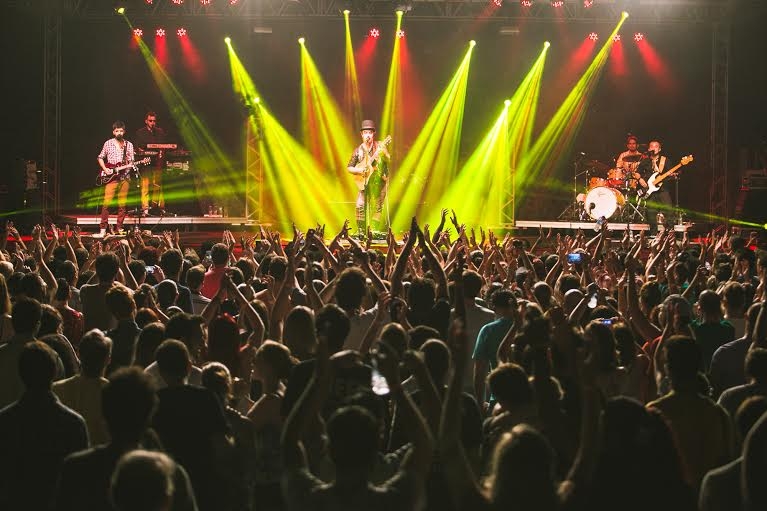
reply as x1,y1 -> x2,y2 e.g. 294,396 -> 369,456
0,213 -> 766,511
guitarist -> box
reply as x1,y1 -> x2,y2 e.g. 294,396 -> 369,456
97,121 -> 135,237
346,120 -> 390,236
635,139 -> 674,229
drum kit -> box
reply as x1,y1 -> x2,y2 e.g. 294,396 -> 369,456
561,154 -> 646,222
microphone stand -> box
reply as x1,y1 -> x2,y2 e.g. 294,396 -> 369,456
558,154 -> 587,221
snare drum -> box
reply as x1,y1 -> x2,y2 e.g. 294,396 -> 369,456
583,186 -> 626,220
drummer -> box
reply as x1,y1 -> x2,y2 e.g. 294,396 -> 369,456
616,135 -> 646,188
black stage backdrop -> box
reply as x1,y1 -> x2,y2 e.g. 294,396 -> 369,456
1,10 -> 766,223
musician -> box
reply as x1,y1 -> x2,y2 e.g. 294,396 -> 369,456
616,135 -> 643,177
134,111 -> 166,216
636,139 -> 674,227
346,119 -> 389,235
97,121 -> 135,237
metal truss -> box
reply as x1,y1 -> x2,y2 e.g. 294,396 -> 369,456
244,116 -> 264,223
8,0 -> 740,23
709,19 -> 730,223
42,11 -> 62,218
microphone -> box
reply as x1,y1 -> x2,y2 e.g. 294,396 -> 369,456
589,203 -> 596,211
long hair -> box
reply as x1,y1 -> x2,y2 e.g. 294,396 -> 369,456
485,425 -> 559,511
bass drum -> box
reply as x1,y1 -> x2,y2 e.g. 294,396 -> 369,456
584,186 -> 625,220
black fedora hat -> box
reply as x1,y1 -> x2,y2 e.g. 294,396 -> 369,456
360,120 -> 376,132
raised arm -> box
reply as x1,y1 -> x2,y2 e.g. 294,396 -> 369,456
439,320 -> 484,505
390,218 -> 418,298
281,329 -> 332,471
376,343 -> 434,480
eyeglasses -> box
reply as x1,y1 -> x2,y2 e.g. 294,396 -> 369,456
147,119 -> 156,123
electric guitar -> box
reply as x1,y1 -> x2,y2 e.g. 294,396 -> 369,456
97,158 -> 150,186
640,155 -> 694,198
351,135 -> 391,191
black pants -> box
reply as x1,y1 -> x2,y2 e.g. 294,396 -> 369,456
645,187 -> 673,226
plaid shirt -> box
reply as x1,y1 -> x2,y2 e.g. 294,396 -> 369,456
98,138 -> 134,166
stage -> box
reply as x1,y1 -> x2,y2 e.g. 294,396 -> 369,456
63,214 -> 694,235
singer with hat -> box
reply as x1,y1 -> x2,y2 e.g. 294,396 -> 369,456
346,119 -> 391,236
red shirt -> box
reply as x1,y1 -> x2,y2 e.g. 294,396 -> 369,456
200,266 -> 228,299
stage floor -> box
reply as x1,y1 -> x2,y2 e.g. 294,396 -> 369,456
63,215 -> 693,233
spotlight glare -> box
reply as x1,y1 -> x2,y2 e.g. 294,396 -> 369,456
551,1 -> 564,7
133,28 -> 143,37
200,0 -> 211,5
144,0 -> 153,4
520,0 -> 533,7
613,34 -> 621,42
504,99 -> 511,107
298,37 -> 305,45
544,40 -> 550,48
156,28 -> 166,37
177,28 -> 187,37
171,0 -> 183,4
254,97 -> 260,104
583,0 -> 593,7
493,0 -> 502,7
369,28 -> 380,38
228,0 -> 239,4
588,32 -> 599,41
634,32 -> 644,42
622,11 -> 629,18
397,29 -> 405,39
395,9 -> 404,17
343,9 -> 350,14
469,40 -> 476,47
116,7 -> 126,14
224,36 -> 231,44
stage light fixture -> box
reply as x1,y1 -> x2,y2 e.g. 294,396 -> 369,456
116,7 -> 126,14
156,28 -> 166,37
200,0 -> 211,5
544,40 -> 550,48
634,32 -> 644,42
622,11 -> 629,18
229,0 -> 239,4
144,0 -> 153,4
177,28 -> 187,37
171,0 -> 183,4
613,34 -> 621,42
551,1 -> 564,7
583,0 -> 593,7
397,29 -> 406,39
469,40 -> 476,47
504,99 -> 511,107
493,0 -> 502,7
133,28 -> 143,37
298,37 -> 305,44
588,32 -> 598,41
520,0 -> 533,6
369,28 -> 380,38
224,36 -> 231,44
343,9 -> 350,14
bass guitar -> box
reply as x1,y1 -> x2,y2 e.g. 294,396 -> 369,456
351,135 -> 391,191
640,155 -> 694,198
97,158 -> 150,186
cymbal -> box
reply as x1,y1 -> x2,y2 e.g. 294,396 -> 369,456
585,159 -> 610,172
622,154 -> 643,162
